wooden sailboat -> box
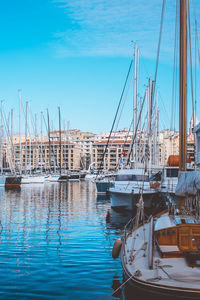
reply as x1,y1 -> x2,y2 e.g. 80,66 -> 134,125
119,0 -> 200,297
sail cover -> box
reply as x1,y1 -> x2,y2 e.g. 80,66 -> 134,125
175,171 -> 200,196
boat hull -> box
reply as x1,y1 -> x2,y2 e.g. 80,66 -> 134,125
110,189 -> 159,210
45,175 -> 60,182
5,176 -> 22,188
21,175 -> 45,184
95,181 -> 114,194
121,259 -> 200,299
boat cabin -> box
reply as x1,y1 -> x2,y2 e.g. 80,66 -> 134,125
155,215 -> 200,267
115,169 -> 149,182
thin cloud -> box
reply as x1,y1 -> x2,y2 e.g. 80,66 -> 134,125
52,0 -> 200,60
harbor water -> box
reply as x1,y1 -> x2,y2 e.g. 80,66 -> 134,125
0,181 -> 183,300
0,181 -> 129,300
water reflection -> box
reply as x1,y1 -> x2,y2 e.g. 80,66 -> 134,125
0,181 -> 125,299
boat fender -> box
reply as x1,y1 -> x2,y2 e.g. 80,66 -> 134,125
112,238 -> 122,259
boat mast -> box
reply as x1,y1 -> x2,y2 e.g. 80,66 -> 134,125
179,0 -> 187,171
25,101 -> 28,174
28,102 -> 31,174
58,107 -> 62,175
18,90 -> 22,175
40,112 -> 43,174
148,78 -> 152,173
47,109 -> 51,172
35,114 -> 37,171
133,43 -> 139,165
11,109 -> 13,170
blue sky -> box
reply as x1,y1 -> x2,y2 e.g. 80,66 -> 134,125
0,0 -> 199,134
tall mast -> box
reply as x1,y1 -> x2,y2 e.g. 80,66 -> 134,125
11,109 -> 13,170
52,121 -> 56,173
58,107 -> 62,175
148,78 -> 152,172
25,101 -> 28,174
67,121 -> 70,170
179,0 -> 187,171
35,114 -> 37,171
47,109 -> 51,172
28,102 -> 31,174
40,112 -> 43,174
133,43 -> 139,164
18,90 -> 22,175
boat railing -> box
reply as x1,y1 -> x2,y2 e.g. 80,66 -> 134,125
124,216 -> 137,244
124,214 -> 152,244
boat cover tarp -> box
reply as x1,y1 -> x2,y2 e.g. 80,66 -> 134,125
175,171 -> 200,196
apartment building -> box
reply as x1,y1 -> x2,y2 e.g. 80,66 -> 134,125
10,140 -> 81,172
3,121 -> 198,172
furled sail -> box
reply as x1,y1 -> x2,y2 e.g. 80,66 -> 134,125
175,171 -> 200,196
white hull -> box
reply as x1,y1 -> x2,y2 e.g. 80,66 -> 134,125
45,175 -> 60,182
110,189 -> 157,210
21,175 -> 45,184
85,174 -> 97,181
110,180 -> 158,210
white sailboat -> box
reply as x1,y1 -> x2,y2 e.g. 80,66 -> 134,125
109,95 -> 160,209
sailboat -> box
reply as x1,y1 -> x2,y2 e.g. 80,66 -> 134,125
109,45 -> 161,211
118,0 -> 200,297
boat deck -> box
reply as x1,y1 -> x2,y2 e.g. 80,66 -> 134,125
123,213 -> 200,293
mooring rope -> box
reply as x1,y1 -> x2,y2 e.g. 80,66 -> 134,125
105,272 -> 136,300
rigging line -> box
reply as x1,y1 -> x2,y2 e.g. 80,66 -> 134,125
97,58 -> 133,173
188,0 -> 195,131
106,65 -> 134,151
126,89 -> 146,166
192,0 -> 198,120
151,0 -> 166,105
116,119 -> 133,169
192,0 -> 197,116
171,0 -> 178,131
105,67 -> 135,169
30,110 -> 37,136
105,272 -> 137,300
158,91 -> 171,125
114,67 -> 134,133
43,112 -> 53,169
138,49 -> 151,78
192,9 -> 200,76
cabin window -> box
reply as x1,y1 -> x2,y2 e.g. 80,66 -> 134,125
166,169 -> 179,178
115,175 -> 149,182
